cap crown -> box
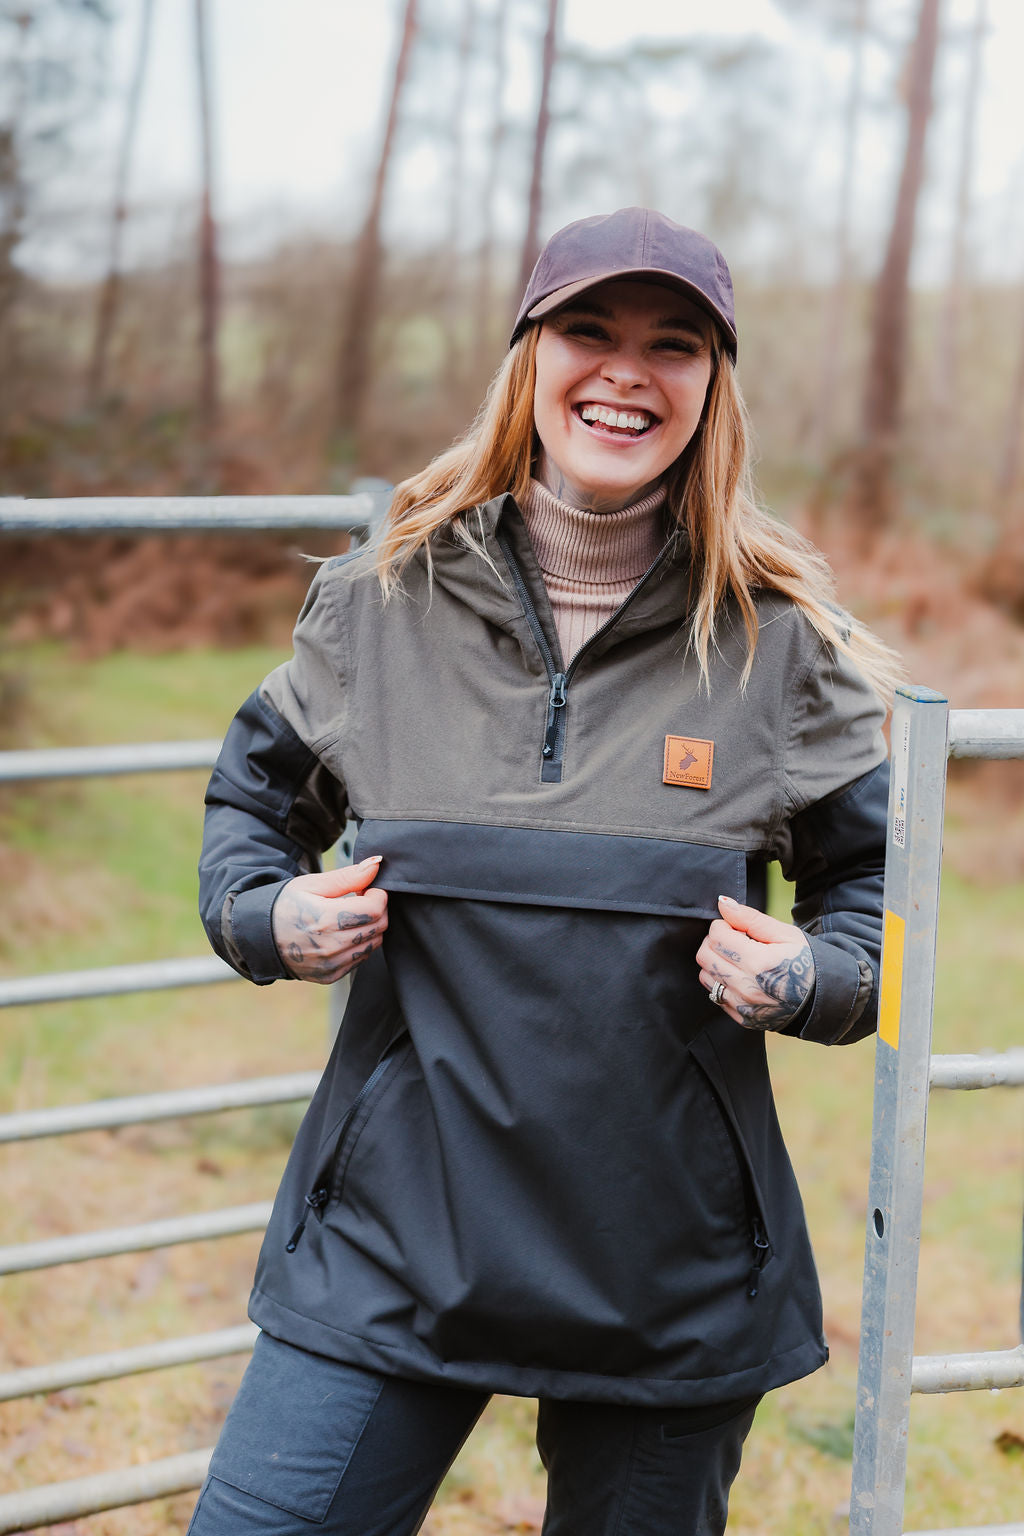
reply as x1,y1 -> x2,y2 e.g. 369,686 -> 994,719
511,207 -> 737,359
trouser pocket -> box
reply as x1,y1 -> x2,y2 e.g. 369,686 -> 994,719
204,1333 -> 383,1521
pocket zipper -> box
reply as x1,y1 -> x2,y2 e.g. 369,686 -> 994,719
286,1041 -> 404,1253
286,1187 -> 328,1253
747,1215 -> 771,1299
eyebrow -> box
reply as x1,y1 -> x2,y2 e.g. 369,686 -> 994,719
558,300 -> 706,335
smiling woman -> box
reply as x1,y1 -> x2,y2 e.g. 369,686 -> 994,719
192,207 -> 905,1535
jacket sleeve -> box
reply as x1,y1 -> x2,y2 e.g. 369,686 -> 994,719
776,761 -> 888,1045
198,562 -> 352,985
772,628 -> 890,1046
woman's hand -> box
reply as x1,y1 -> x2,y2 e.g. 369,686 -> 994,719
696,895 -> 814,1031
272,857 -> 388,984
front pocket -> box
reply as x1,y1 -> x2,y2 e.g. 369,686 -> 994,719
686,1039 -> 774,1295
286,1032 -> 410,1252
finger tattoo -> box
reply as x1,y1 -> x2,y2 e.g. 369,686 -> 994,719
337,910 -> 374,931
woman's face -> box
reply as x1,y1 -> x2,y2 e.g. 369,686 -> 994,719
532,279 -> 714,512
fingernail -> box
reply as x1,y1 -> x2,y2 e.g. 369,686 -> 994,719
360,855 -> 383,867
719,894 -> 736,905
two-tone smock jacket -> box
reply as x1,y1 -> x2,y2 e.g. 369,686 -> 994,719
198,493 -> 888,1408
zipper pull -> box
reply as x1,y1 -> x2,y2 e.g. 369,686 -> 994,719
542,673 -> 568,760
286,1187 -> 328,1252
747,1216 -> 770,1298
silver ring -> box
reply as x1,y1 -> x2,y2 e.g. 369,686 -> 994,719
708,980 -> 727,1007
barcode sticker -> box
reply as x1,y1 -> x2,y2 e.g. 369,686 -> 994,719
893,717 -> 910,848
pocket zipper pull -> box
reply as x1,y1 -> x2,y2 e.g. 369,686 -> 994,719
747,1216 -> 770,1298
286,1187 -> 328,1252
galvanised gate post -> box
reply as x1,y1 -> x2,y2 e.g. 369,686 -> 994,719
849,690 -> 1024,1536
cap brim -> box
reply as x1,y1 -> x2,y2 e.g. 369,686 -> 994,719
521,269 -> 737,359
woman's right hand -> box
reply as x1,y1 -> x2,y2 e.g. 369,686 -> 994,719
271,857 -> 388,984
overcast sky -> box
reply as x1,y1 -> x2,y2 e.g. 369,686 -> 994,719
27,0 -> 1024,284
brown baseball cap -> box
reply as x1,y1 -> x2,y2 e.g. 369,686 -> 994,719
510,206 -> 737,360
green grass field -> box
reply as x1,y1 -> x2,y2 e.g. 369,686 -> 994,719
0,643 -> 1021,1535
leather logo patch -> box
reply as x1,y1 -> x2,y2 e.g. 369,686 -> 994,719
663,735 -> 714,790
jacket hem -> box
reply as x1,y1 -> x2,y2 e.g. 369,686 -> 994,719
248,1287 -> 828,1407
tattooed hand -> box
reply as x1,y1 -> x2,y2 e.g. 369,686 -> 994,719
695,896 -> 814,1031
271,857 -> 388,985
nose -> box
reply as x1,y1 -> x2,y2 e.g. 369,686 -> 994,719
599,344 -> 649,390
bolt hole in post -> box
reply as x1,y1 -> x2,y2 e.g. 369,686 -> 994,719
873,1208 -> 885,1239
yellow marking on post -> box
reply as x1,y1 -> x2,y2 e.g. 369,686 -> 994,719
878,910 -> 906,1051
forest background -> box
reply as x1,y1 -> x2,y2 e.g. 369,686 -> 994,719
1,1 -> 1024,1533
2,0 -> 1024,690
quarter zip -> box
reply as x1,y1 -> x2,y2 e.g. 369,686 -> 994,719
497,528 -> 674,784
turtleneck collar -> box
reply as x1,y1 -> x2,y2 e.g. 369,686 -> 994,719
521,479 -> 668,587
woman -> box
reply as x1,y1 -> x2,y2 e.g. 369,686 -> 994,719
193,207 -> 901,1535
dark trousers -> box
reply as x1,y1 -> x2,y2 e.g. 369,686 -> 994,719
186,1333 -> 759,1536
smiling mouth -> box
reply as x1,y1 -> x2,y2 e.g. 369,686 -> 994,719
573,403 -> 656,437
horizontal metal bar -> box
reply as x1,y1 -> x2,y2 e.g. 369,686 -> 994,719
0,1201 -> 272,1274
0,491 -> 383,533
0,740 -> 222,782
948,709 -> 1024,759
904,1526 -> 1024,1535
911,1344 -> 1024,1394
0,1447 -> 214,1533
0,1070 -> 319,1143
0,1324 -> 257,1402
929,1050 -> 1024,1090
0,954 -> 240,1008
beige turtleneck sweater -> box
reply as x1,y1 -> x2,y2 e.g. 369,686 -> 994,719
521,479 -> 668,663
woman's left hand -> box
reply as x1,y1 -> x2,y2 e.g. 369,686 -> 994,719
696,895 -> 814,1031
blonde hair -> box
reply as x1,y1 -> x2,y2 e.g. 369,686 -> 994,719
376,325 -> 903,705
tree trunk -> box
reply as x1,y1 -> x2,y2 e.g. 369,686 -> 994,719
87,0 -> 156,408
847,0 -> 942,538
335,0 -> 419,449
0,12 -> 31,430
516,0 -> 561,301
995,297 -> 1024,501
444,0 -> 476,390
811,0 -> 868,464
933,0 -> 987,418
475,0 -> 509,356
194,0 -> 220,455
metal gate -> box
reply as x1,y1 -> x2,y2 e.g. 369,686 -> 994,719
0,493 -> 386,1533
849,687 -> 1024,1536
2,506 -> 1022,1531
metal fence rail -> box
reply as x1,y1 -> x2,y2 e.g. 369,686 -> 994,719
0,1202 -> 275,1276
0,1325 -> 259,1403
0,1070 -> 320,1143
0,497 -> 394,1533
0,489 -> 389,534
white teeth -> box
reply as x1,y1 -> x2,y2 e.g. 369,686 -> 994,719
578,404 -> 652,432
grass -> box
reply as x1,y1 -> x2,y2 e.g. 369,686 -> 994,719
0,642 -> 1022,1534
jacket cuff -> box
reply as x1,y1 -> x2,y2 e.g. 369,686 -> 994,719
791,933 -> 873,1045
224,879 -> 294,985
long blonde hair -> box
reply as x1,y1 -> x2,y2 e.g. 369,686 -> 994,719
375,324 -> 903,704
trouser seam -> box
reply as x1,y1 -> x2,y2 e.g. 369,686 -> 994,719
322,1372 -> 387,1521
608,1414 -> 641,1536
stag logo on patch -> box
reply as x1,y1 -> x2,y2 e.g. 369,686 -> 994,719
663,736 -> 714,790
